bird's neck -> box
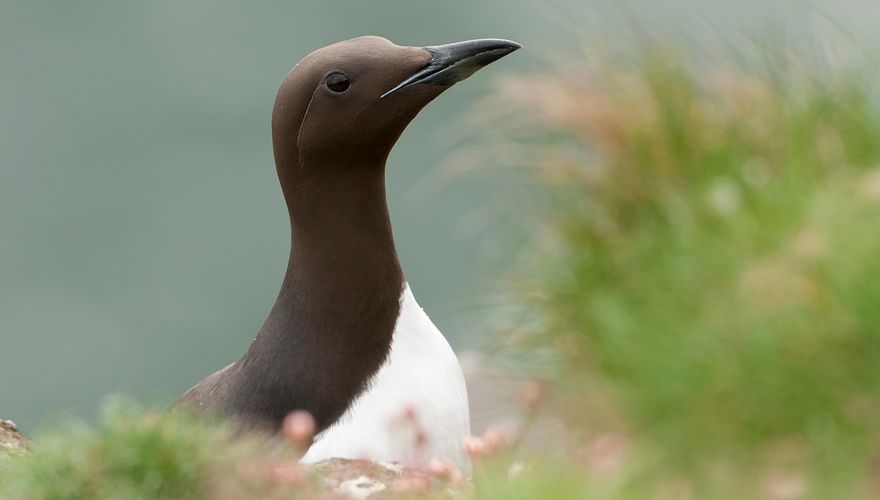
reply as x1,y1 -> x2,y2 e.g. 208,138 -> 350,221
231,160 -> 405,431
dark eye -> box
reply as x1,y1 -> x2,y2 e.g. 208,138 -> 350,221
325,72 -> 350,93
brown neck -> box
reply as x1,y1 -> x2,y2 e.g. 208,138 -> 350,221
227,157 -> 404,431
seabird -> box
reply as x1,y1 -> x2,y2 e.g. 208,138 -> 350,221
177,36 -> 520,470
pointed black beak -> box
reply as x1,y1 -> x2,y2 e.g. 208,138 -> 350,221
381,38 -> 521,98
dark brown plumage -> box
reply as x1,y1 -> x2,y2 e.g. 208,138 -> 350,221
176,36 -> 520,435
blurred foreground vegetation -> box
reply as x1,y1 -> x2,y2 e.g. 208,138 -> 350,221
5,37 -> 880,499
488,38 -> 880,497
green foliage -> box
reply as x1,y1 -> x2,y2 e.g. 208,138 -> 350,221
492,43 -> 880,496
0,400 -> 277,500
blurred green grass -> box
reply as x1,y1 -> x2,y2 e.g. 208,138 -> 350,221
0,400 -> 286,500
486,40 -> 880,497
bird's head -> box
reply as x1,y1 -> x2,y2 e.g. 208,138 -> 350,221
271,36 -> 520,193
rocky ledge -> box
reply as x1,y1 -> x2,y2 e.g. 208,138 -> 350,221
0,420 -> 28,456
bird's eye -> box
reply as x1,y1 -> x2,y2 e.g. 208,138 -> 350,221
325,72 -> 350,93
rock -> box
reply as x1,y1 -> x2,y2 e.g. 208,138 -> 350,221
0,419 -> 28,456
308,458 -> 444,499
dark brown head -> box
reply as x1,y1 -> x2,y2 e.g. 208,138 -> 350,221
270,36 -> 520,216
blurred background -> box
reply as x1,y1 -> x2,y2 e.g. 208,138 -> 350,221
4,4 -> 880,495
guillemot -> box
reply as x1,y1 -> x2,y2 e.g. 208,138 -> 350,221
177,36 -> 520,470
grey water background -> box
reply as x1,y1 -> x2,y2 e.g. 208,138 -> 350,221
1,1 -> 878,432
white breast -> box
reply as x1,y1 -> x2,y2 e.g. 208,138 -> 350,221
300,283 -> 471,472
